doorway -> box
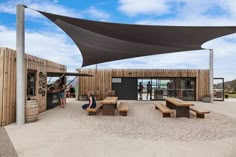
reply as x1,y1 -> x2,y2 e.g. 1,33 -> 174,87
137,78 -> 152,100
213,78 -> 224,101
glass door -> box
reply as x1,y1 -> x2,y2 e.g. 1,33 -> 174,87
151,79 -> 157,100
143,78 -> 152,100
137,78 -> 152,100
152,78 -> 175,100
213,78 -> 224,101
175,78 -> 195,100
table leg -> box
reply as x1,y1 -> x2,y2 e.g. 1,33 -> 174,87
175,106 -> 190,118
166,101 -> 190,118
102,104 -> 115,116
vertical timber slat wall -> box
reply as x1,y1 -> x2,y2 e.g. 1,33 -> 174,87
2,48 -> 9,126
0,47 -> 66,126
78,69 -> 209,100
0,48 -> 4,126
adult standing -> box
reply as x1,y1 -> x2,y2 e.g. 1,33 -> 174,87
58,80 -> 66,108
138,82 -> 144,100
147,81 -> 152,100
66,85 -> 70,98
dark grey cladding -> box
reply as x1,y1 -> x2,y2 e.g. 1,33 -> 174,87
36,9 -> 236,67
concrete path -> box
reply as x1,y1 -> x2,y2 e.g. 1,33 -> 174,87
0,127 -> 18,157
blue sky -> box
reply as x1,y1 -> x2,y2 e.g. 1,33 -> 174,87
0,0 -> 236,81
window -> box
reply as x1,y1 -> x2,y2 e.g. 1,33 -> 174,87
138,77 -> 196,101
175,78 -> 195,100
27,70 -> 37,96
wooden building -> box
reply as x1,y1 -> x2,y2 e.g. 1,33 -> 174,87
77,69 -> 210,101
0,47 -> 66,126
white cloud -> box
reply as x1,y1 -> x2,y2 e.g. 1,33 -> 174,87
118,0 -> 236,19
118,0 -> 171,16
210,0 -> 236,18
203,36 -> 236,80
95,50 -> 208,69
0,0 -> 111,21
136,16 -> 236,26
25,31 -> 83,71
0,25 -> 16,48
27,3 -> 79,18
0,0 -> 80,18
0,24 -> 82,72
83,6 -> 110,20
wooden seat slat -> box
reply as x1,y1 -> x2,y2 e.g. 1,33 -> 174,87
118,102 -> 128,116
86,103 -> 103,115
190,106 -> 210,114
190,106 -> 210,118
155,103 -> 174,117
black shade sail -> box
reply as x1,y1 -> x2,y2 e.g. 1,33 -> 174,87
36,10 -> 236,67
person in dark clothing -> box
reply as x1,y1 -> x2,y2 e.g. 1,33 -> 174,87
147,81 -> 152,100
57,79 -> 66,108
69,85 -> 76,97
82,91 -> 97,110
138,82 -> 144,100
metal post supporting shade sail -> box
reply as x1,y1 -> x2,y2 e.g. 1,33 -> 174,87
34,9 -> 236,67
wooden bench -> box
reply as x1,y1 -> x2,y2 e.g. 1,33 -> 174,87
155,103 -> 174,118
86,103 -> 103,115
190,106 -> 210,118
118,102 -> 128,116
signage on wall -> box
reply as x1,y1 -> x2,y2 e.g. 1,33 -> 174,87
38,72 -> 47,96
112,78 -> 122,83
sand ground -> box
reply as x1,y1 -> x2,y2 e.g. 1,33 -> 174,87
4,98 -> 236,157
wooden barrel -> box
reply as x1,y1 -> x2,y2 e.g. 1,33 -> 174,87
25,100 -> 39,123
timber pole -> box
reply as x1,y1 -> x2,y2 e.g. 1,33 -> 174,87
16,4 -> 26,125
209,49 -> 214,103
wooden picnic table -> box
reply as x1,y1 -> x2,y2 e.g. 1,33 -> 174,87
99,96 -> 118,116
165,98 -> 194,118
